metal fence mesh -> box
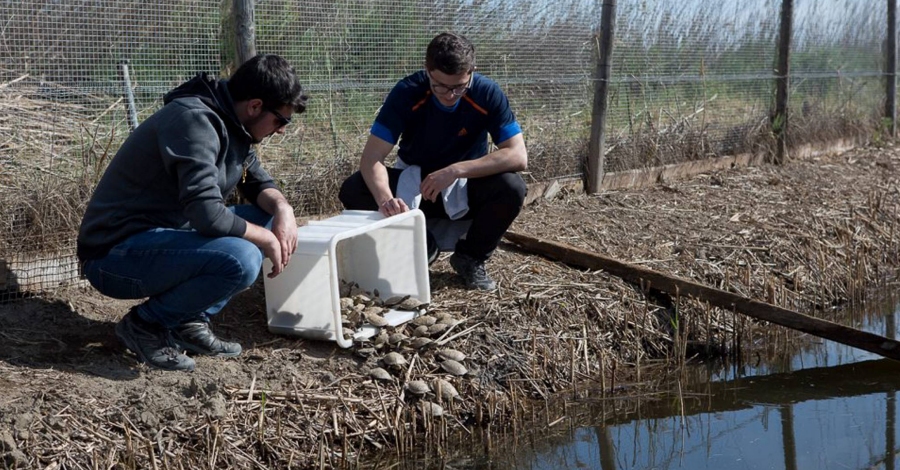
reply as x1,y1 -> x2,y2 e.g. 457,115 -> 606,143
0,0 -> 892,296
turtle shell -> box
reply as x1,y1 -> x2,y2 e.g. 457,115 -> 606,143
440,359 -> 468,376
405,380 -> 431,396
409,337 -> 433,349
397,297 -> 427,311
433,378 -> 460,402
437,348 -> 466,362
383,294 -> 410,308
382,352 -> 407,367
411,315 -> 437,327
419,401 -> 444,417
365,312 -> 389,327
388,333 -> 406,345
369,367 -> 393,381
427,323 -> 449,336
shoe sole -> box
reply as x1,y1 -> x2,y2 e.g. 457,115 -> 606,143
115,320 -> 196,371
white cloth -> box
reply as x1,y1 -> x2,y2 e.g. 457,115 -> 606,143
394,160 -> 469,220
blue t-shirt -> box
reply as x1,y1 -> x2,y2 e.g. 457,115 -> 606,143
371,70 -> 522,174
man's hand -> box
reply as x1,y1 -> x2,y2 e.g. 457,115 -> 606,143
270,206 -> 298,272
244,223 -> 284,278
254,188 -> 299,278
420,166 -> 460,202
378,197 -> 409,217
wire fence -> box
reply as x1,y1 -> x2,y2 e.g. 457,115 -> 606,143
0,0 -> 893,296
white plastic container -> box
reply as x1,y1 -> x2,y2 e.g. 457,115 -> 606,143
262,209 -> 431,348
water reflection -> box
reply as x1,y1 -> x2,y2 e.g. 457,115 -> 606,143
519,306 -> 900,470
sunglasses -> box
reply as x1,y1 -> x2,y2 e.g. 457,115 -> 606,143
266,107 -> 292,127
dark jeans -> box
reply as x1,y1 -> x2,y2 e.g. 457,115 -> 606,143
338,169 -> 526,262
82,205 -> 272,328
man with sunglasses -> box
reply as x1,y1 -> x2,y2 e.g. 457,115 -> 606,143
77,54 -> 308,371
339,32 -> 527,291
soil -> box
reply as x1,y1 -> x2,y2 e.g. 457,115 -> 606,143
3,142 -> 900,469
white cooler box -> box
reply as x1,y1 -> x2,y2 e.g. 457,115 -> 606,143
263,210 -> 431,348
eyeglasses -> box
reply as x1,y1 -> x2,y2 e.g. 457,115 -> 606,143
427,70 -> 472,97
266,107 -> 292,127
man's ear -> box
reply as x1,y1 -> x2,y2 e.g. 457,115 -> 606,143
246,98 -> 265,117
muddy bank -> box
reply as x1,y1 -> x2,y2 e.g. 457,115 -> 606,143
2,143 -> 900,468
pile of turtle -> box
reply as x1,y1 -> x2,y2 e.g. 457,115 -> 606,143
338,280 -> 472,417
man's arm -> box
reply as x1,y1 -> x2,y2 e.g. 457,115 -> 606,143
360,134 -> 409,216
420,133 -> 527,202
244,187 -> 297,278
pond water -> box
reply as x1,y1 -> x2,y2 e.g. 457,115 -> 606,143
503,303 -> 900,470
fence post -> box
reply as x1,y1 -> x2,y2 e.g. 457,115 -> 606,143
587,0 -> 616,194
118,60 -> 139,132
773,0 -> 793,165
888,0 -> 897,138
233,0 -> 256,66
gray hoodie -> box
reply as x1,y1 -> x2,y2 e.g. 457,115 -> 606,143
77,73 -> 276,262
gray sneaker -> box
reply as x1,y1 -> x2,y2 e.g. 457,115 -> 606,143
171,320 -> 242,357
115,309 -> 195,371
449,252 -> 497,291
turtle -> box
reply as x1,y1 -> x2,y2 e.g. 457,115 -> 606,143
405,380 -> 431,397
427,323 -> 449,336
436,316 -> 459,326
397,297 -> 428,311
434,311 -> 454,322
369,367 -> 393,382
354,347 -> 376,358
419,401 -> 444,417
382,352 -> 407,369
409,337 -> 433,350
437,348 -> 466,362
388,332 -> 407,346
372,332 -> 389,348
365,311 -> 389,327
412,325 -> 430,337
440,359 -> 468,376
362,305 -> 384,317
411,315 -> 437,327
349,284 -> 366,297
339,280 -> 354,297
383,294 -> 410,308
432,378 -> 460,402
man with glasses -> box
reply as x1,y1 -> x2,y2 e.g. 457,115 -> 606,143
77,54 -> 307,371
339,32 -> 528,291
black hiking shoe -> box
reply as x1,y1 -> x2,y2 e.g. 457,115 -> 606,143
171,320 -> 242,357
115,309 -> 195,372
449,252 -> 496,291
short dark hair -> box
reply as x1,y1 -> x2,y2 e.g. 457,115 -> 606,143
425,32 -> 475,75
227,54 -> 308,114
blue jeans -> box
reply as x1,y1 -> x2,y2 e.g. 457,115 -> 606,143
83,205 -> 272,328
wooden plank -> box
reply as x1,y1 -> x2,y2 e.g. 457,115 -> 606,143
599,152 -> 764,191
523,138 -> 858,205
504,231 -> 900,362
